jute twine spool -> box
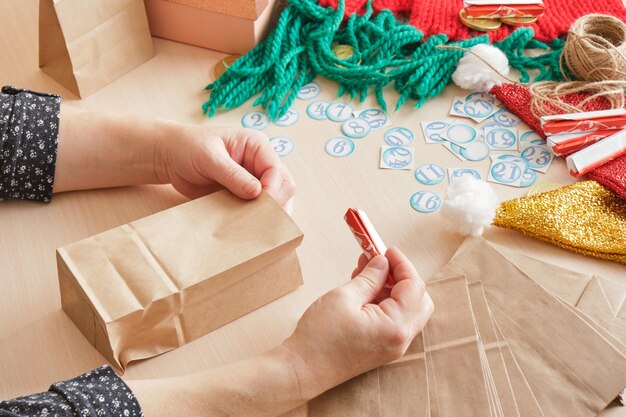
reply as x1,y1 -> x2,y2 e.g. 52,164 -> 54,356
530,14 -> 626,117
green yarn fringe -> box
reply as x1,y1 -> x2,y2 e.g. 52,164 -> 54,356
203,0 -> 566,120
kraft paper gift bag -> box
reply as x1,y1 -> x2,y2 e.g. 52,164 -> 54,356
492,244 -> 626,347
467,282 -> 520,417
308,337 -> 430,417
39,0 -> 154,97
424,274 -> 493,417
434,238 -> 626,417
308,322 -> 429,416
491,319 -> 545,417
58,190 -> 304,370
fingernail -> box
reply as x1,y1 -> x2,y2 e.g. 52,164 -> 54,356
369,256 -> 387,270
243,178 -> 261,195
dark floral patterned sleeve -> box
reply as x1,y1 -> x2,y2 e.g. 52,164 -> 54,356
0,86 -> 61,203
0,365 -> 143,417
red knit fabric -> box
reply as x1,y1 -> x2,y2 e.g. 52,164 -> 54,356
318,0 -> 626,43
490,83 -> 626,201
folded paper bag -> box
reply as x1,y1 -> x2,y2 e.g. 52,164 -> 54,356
57,190 -> 304,370
39,0 -> 154,98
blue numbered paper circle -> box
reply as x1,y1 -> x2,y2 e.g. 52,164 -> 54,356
451,168 -> 481,181
486,128 -> 517,149
269,137 -> 295,157
382,146 -> 413,169
307,101 -> 330,121
341,118 -> 371,139
446,124 -> 477,145
521,145 -> 552,169
297,82 -> 321,100
410,191 -> 442,213
273,108 -> 300,127
424,121 -> 448,143
463,99 -> 494,119
326,103 -> 354,122
414,163 -> 446,185
490,161 -> 524,184
384,127 -> 414,146
324,137 -> 355,158
358,108 -> 388,129
493,109 -> 520,127
520,169 -> 537,188
241,111 -> 270,130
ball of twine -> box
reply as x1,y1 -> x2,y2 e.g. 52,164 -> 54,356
530,14 -> 626,117
563,14 -> 626,82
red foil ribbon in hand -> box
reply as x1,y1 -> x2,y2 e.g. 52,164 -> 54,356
344,208 -> 395,286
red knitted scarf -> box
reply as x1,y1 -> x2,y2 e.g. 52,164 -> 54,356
318,0 -> 626,42
490,83 -> 626,201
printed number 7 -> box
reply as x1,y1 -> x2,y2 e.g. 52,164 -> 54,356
335,104 -> 347,118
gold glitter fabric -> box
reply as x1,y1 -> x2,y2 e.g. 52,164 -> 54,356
494,180 -> 626,265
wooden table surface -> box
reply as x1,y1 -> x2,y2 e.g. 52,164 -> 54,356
1,1 -> 625,415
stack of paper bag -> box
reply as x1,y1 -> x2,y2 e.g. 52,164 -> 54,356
143,0 -> 280,54
309,238 -> 626,416
58,190 -> 303,370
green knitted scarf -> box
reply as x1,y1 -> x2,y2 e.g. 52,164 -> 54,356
203,0 -> 565,120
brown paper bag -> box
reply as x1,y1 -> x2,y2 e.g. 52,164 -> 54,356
58,190 -> 304,370
492,244 -> 626,347
424,274 -> 493,417
307,336 -> 430,417
39,0 -> 154,97
435,238 -> 626,417
491,317 -> 545,417
467,282 -> 520,417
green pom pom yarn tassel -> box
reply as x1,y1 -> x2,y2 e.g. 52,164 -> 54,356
203,0 -> 566,120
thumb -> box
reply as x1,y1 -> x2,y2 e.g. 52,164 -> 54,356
344,256 -> 389,305
210,153 -> 262,199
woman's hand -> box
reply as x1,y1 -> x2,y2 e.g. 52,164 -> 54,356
55,107 -> 295,206
155,125 -> 295,207
281,247 -> 434,396
129,247 -> 432,417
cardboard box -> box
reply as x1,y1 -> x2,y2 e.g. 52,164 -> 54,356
58,190 -> 304,370
143,0 -> 280,54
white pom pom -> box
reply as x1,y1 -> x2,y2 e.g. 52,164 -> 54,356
452,44 -> 510,92
441,176 -> 499,237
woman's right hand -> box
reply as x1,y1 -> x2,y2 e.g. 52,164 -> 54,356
281,247 -> 434,397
